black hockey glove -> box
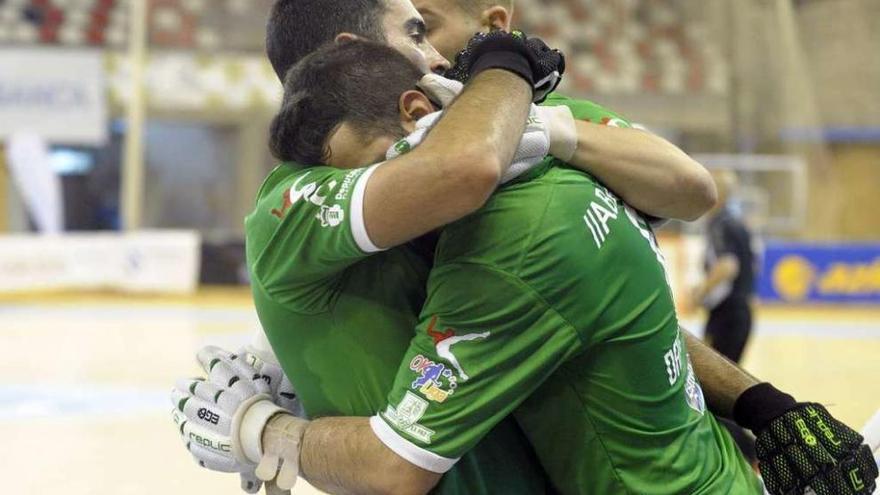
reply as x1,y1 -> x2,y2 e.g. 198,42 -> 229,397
444,30 -> 565,103
735,383 -> 878,495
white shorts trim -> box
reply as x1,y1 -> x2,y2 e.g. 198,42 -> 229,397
369,415 -> 458,474
350,164 -> 384,253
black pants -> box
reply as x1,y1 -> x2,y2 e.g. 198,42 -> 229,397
705,299 -> 753,364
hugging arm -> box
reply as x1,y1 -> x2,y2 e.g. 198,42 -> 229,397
294,417 -> 439,495
278,265 -> 578,495
566,120 -> 716,221
363,68 -> 532,250
537,102 -> 716,222
682,328 -> 758,417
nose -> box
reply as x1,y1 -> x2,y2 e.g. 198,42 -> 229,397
426,45 -> 450,73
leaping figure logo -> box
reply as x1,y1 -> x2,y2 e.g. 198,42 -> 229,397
426,315 -> 489,381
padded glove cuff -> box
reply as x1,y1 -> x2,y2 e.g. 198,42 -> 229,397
733,382 -> 797,432
470,48 -> 534,88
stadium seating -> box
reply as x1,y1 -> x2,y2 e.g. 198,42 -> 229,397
0,0 -> 727,95
515,0 -> 727,95
0,0 -> 271,50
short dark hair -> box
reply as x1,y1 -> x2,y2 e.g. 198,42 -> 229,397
269,40 -> 423,165
266,0 -> 387,81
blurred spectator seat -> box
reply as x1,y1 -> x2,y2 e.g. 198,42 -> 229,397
516,0 -> 727,95
0,0 -> 728,96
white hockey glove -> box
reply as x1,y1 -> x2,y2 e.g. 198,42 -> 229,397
244,329 -> 305,418
170,346 -> 307,492
417,73 -> 463,108
386,108 -> 550,185
533,104 -> 578,162
416,73 -> 577,163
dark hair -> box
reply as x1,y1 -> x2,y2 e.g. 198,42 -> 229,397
266,0 -> 387,81
269,40 -> 424,165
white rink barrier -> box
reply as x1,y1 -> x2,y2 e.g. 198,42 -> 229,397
0,230 -> 201,294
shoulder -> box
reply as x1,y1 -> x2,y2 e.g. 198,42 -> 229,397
436,167 -> 600,272
252,165 -> 367,219
245,163 -> 380,298
246,164 -> 377,249
542,93 -> 632,127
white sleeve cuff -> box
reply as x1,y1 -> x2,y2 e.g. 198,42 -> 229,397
369,415 -> 458,474
350,164 -> 385,254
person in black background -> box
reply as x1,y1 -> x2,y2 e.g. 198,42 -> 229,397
693,168 -> 757,363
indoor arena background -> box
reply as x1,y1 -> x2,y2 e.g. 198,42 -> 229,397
0,0 -> 878,494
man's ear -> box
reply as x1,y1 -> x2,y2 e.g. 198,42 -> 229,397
399,90 -> 436,127
480,5 -> 512,32
334,32 -> 358,43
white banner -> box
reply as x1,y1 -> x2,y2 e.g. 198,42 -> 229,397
0,48 -> 107,145
0,231 -> 201,294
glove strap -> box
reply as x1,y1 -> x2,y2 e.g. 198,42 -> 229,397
733,382 -> 797,432
471,50 -> 533,87
467,34 -> 536,87
232,394 -> 287,465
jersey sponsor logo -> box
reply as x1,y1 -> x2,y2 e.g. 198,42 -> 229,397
270,191 -> 294,219
316,204 -> 344,228
684,359 -> 706,415
426,315 -> 489,382
663,336 -> 683,386
409,354 -> 458,403
665,336 -> 706,414
583,187 -> 620,249
334,169 -> 361,201
392,139 -> 412,156
270,172 -> 342,220
382,391 -> 435,444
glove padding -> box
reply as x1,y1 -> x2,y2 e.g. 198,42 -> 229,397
385,109 -> 550,184
753,403 -> 878,495
244,353 -> 305,419
445,30 -> 565,103
245,328 -> 305,418
170,346 -> 288,493
417,73 -> 464,109
415,73 -> 577,163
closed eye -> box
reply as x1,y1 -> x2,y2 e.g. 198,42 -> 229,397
406,18 -> 427,44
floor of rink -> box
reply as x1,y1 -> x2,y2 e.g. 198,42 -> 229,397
1,289 -> 878,495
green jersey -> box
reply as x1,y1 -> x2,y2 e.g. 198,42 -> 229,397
245,164 -> 552,494
370,96 -> 762,494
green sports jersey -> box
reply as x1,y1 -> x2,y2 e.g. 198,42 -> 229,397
245,164 -> 553,495
370,96 -> 762,494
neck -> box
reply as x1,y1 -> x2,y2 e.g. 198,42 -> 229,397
328,133 -> 396,169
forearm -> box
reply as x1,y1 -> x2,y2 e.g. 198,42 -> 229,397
568,122 -> 715,221
289,416 -> 439,495
683,329 -> 759,418
363,70 -> 533,249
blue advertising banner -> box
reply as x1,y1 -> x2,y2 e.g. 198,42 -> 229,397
759,243 -> 880,303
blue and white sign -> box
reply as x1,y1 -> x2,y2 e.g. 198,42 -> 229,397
759,243 -> 880,303
0,48 -> 107,145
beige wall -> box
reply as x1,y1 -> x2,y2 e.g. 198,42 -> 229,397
804,145 -> 880,240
